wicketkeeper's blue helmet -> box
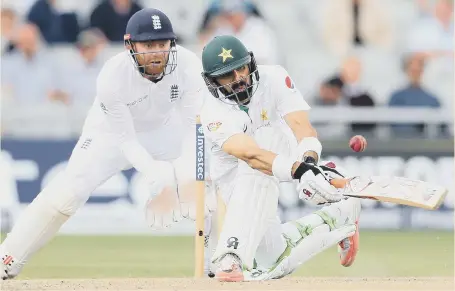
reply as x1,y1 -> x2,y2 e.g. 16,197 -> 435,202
124,8 -> 177,79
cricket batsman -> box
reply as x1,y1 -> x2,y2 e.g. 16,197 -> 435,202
0,8 -> 215,280
199,35 -> 361,281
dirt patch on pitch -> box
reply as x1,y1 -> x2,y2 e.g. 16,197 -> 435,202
2,277 -> 453,291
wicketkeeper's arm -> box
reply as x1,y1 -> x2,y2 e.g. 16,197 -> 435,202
97,91 -> 163,181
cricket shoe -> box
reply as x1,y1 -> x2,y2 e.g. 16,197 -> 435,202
337,199 -> 361,267
215,253 -> 244,282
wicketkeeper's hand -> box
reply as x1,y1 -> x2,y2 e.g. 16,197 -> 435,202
179,180 -> 217,220
145,181 -> 183,230
140,161 -> 184,230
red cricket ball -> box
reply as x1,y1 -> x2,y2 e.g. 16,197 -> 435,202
349,135 -> 367,152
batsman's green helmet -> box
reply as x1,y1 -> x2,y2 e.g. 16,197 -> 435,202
202,35 -> 251,77
201,35 -> 260,105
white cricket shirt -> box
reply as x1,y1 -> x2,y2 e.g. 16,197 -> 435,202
81,45 -> 205,177
201,65 -> 310,181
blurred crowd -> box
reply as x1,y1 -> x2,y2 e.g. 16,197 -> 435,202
1,0 -> 453,138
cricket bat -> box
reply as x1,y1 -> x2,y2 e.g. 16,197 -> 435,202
330,176 -> 448,210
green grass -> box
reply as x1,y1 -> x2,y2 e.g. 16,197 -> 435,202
3,231 -> 453,279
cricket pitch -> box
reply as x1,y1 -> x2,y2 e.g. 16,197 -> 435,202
1,232 -> 452,290
2,277 -> 454,291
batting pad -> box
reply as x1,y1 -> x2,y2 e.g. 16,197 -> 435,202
244,224 -> 356,281
254,216 -> 287,269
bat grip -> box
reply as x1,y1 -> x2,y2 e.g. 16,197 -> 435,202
330,178 -> 349,189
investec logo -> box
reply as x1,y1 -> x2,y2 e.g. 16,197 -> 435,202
196,125 -> 205,181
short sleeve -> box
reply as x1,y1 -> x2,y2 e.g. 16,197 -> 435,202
273,66 -> 311,117
200,99 -> 244,148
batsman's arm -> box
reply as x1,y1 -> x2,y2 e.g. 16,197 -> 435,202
284,110 -> 317,142
272,65 -> 322,163
222,133 -> 302,179
222,133 -> 276,175
284,110 -> 321,163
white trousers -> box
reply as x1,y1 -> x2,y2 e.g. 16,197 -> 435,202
211,125 -> 292,270
0,122 -> 200,268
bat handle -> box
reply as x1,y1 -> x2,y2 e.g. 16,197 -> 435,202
330,178 -> 349,189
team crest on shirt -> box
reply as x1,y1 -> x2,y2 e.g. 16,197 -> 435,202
285,76 -> 296,91
170,84 -> 179,102
260,109 -> 268,121
207,121 -> 222,132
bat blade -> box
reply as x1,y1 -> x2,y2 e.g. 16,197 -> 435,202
336,176 -> 448,210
